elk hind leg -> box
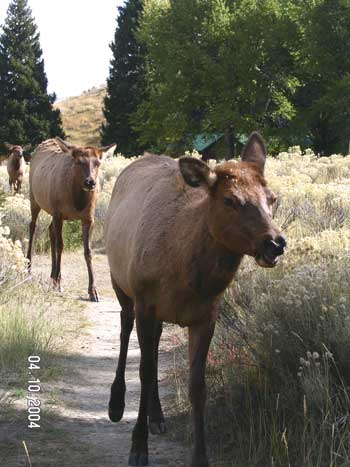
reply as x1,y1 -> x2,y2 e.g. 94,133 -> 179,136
27,202 -> 41,271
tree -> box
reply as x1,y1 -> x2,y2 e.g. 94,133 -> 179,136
135,0 -> 301,157
293,0 -> 350,154
101,0 -> 146,156
0,0 -> 64,153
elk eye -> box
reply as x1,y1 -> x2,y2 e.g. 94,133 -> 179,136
269,194 -> 277,205
224,197 -> 235,208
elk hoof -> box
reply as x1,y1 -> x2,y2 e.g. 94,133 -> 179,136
89,289 -> 99,302
128,451 -> 148,466
149,419 -> 166,435
108,401 -> 125,422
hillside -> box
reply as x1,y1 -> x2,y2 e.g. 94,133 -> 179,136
56,85 -> 106,147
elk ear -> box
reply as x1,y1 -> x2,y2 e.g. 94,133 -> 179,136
179,157 -> 217,189
4,142 -> 13,150
55,137 -> 76,153
23,144 -> 31,152
97,144 -> 117,160
241,132 -> 266,174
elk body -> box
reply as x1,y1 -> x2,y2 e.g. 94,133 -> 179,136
27,138 -> 116,301
6,143 -> 26,193
104,132 -> 286,467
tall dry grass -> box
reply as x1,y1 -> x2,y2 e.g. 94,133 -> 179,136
2,146 -> 350,465
170,147 -> 350,467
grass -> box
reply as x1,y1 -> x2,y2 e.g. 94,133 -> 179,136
167,148 -> 350,467
0,278 -> 84,387
2,144 -> 350,465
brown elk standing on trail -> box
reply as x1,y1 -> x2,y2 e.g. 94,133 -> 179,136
27,137 -> 116,301
5,143 -> 27,194
104,132 -> 286,467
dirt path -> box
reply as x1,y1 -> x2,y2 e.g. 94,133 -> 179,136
5,252 -> 188,467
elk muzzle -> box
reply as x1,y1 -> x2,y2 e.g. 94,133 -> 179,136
255,234 -> 286,268
84,178 -> 96,191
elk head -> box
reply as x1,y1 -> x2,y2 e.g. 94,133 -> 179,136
179,132 -> 286,267
55,137 -> 116,192
5,143 -> 25,159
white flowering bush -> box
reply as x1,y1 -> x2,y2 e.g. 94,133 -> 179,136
101,154 -> 135,182
0,194 -> 51,252
0,216 -> 27,288
170,149 -> 350,466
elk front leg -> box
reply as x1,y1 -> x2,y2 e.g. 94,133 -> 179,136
48,221 -> 57,289
82,220 -> 98,302
109,279 -> 135,422
53,216 -> 64,292
188,320 -> 215,467
129,306 -> 156,466
148,320 -> 166,435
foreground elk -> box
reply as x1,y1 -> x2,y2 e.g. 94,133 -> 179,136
104,132 -> 286,466
6,143 -> 26,193
27,138 -> 116,301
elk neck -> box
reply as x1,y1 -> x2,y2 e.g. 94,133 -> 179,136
71,181 -> 95,212
185,198 -> 243,300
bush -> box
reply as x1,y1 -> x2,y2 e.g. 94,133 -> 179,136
0,215 -> 27,288
169,149 -> 350,467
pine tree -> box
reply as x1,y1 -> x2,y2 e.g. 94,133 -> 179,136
101,0 -> 146,156
0,0 -> 64,153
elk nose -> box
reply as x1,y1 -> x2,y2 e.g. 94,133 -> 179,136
85,178 -> 96,190
264,235 -> 287,257
276,235 -> 287,250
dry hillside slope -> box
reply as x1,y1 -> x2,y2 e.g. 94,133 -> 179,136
56,86 -> 106,147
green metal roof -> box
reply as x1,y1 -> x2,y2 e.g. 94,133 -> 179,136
193,134 -> 224,151
193,133 -> 247,152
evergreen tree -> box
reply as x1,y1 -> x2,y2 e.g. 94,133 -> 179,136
101,0 -> 146,156
0,0 -> 64,153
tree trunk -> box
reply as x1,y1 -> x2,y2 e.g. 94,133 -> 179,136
224,127 -> 234,160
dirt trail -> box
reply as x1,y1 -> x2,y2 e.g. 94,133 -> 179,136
17,252 -> 188,467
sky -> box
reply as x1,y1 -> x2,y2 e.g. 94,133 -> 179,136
0,0 -> 125,100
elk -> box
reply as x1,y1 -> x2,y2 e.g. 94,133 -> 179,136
27,138 -> 116,301
6,143 -> 26,193
104,132 -> 286,466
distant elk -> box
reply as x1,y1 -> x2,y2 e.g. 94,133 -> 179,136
27,138 -> 116,301
5,143 -> 28,194
104,132 -> 286,466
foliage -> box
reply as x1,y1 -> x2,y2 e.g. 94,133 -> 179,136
292,0 -> 350,155
0,0 -> 64,153
101,0 -> 146,156
135,0 -> 301,156
0,215 -> 27,289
